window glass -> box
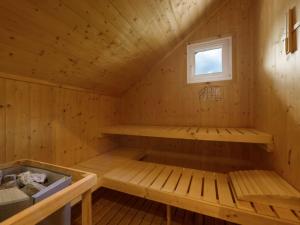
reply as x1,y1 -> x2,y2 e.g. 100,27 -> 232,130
194,48 -> 222,75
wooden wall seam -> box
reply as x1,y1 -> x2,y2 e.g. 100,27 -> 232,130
0,76 -> 120,166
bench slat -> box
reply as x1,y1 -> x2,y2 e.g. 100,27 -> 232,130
203,172 -> 218,203
162,167 -> 182,193
174,169 -> 193,195
188,170 -> 204,199
140,165 -> 165,187
130,164 -> 156,185
216,174 -> 235,207
150,167 -> 173,190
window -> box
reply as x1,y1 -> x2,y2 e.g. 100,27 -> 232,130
187,36 -> 232,83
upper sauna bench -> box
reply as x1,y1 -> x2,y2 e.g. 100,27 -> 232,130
100,125 -> 273,150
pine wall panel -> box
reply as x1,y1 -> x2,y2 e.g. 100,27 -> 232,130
120,0 -> 254,127
117,0 -> 257,172
0,76 -> 120,166
253,0 -> 300,190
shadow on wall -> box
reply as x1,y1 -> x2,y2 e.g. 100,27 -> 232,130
252,0 -> 300,190
118,135 -> 265,173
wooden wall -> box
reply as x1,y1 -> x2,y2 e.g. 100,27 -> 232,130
0,74 -> 119,166
253,0 -> 300,190
117,0 -> 256,171
119,136 -> 256,172
120,0 -> 254,127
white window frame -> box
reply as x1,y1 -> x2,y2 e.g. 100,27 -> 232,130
187,36 -> 232,84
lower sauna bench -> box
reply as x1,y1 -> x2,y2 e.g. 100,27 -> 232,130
71,148 -> 145,192
72,149 -> 300,225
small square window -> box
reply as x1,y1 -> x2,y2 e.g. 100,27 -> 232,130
187,37 -> 232,83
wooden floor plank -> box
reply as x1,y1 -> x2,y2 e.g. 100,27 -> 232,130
118,198 -> 147,225
95,194 -> 130,225
93,191 -> 126,225
107,194 -> 138,225
140,202 -> 159,225
151,204 -> 165,225
130,200 -> 152,225
72,188 -> 241,225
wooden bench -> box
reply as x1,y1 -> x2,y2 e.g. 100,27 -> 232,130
101,160 -> 300,225
72,148 -> 300,225
72,148 -> 145,191
101,125 -> 274,151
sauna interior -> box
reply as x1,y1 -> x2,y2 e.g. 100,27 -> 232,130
0,0 -> 300,225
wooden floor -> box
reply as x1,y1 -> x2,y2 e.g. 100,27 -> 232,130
72,188 -> 236,225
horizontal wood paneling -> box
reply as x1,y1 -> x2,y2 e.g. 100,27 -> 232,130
252,0 -> 300,190
0,76 -> 120,166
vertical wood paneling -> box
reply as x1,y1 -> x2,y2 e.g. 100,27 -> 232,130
0,79 -> 5,163
120,0 -> 253,127
5,80 -> 31,161
118,0 -> 254,171
29,83 -> 55,163
253,0 -> 300,190
0,76 -> 120,166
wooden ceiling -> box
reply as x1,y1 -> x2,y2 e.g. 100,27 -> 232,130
0,0 -> 222,95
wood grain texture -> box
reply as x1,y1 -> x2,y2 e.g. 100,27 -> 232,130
0,0 -> 223,95
117,0 -> 256,173
0,79 -> 5,163
118,136 -> 259,173
102,160 -> 300,225
72,188 -> 234,225
101,125 -> 273,144
120,0 -> 254,127
229,170 -> 300,209
252,0 -> 300,190
0,76 -> 120,166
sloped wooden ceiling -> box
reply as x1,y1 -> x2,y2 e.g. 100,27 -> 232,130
0,0 -> 223,95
